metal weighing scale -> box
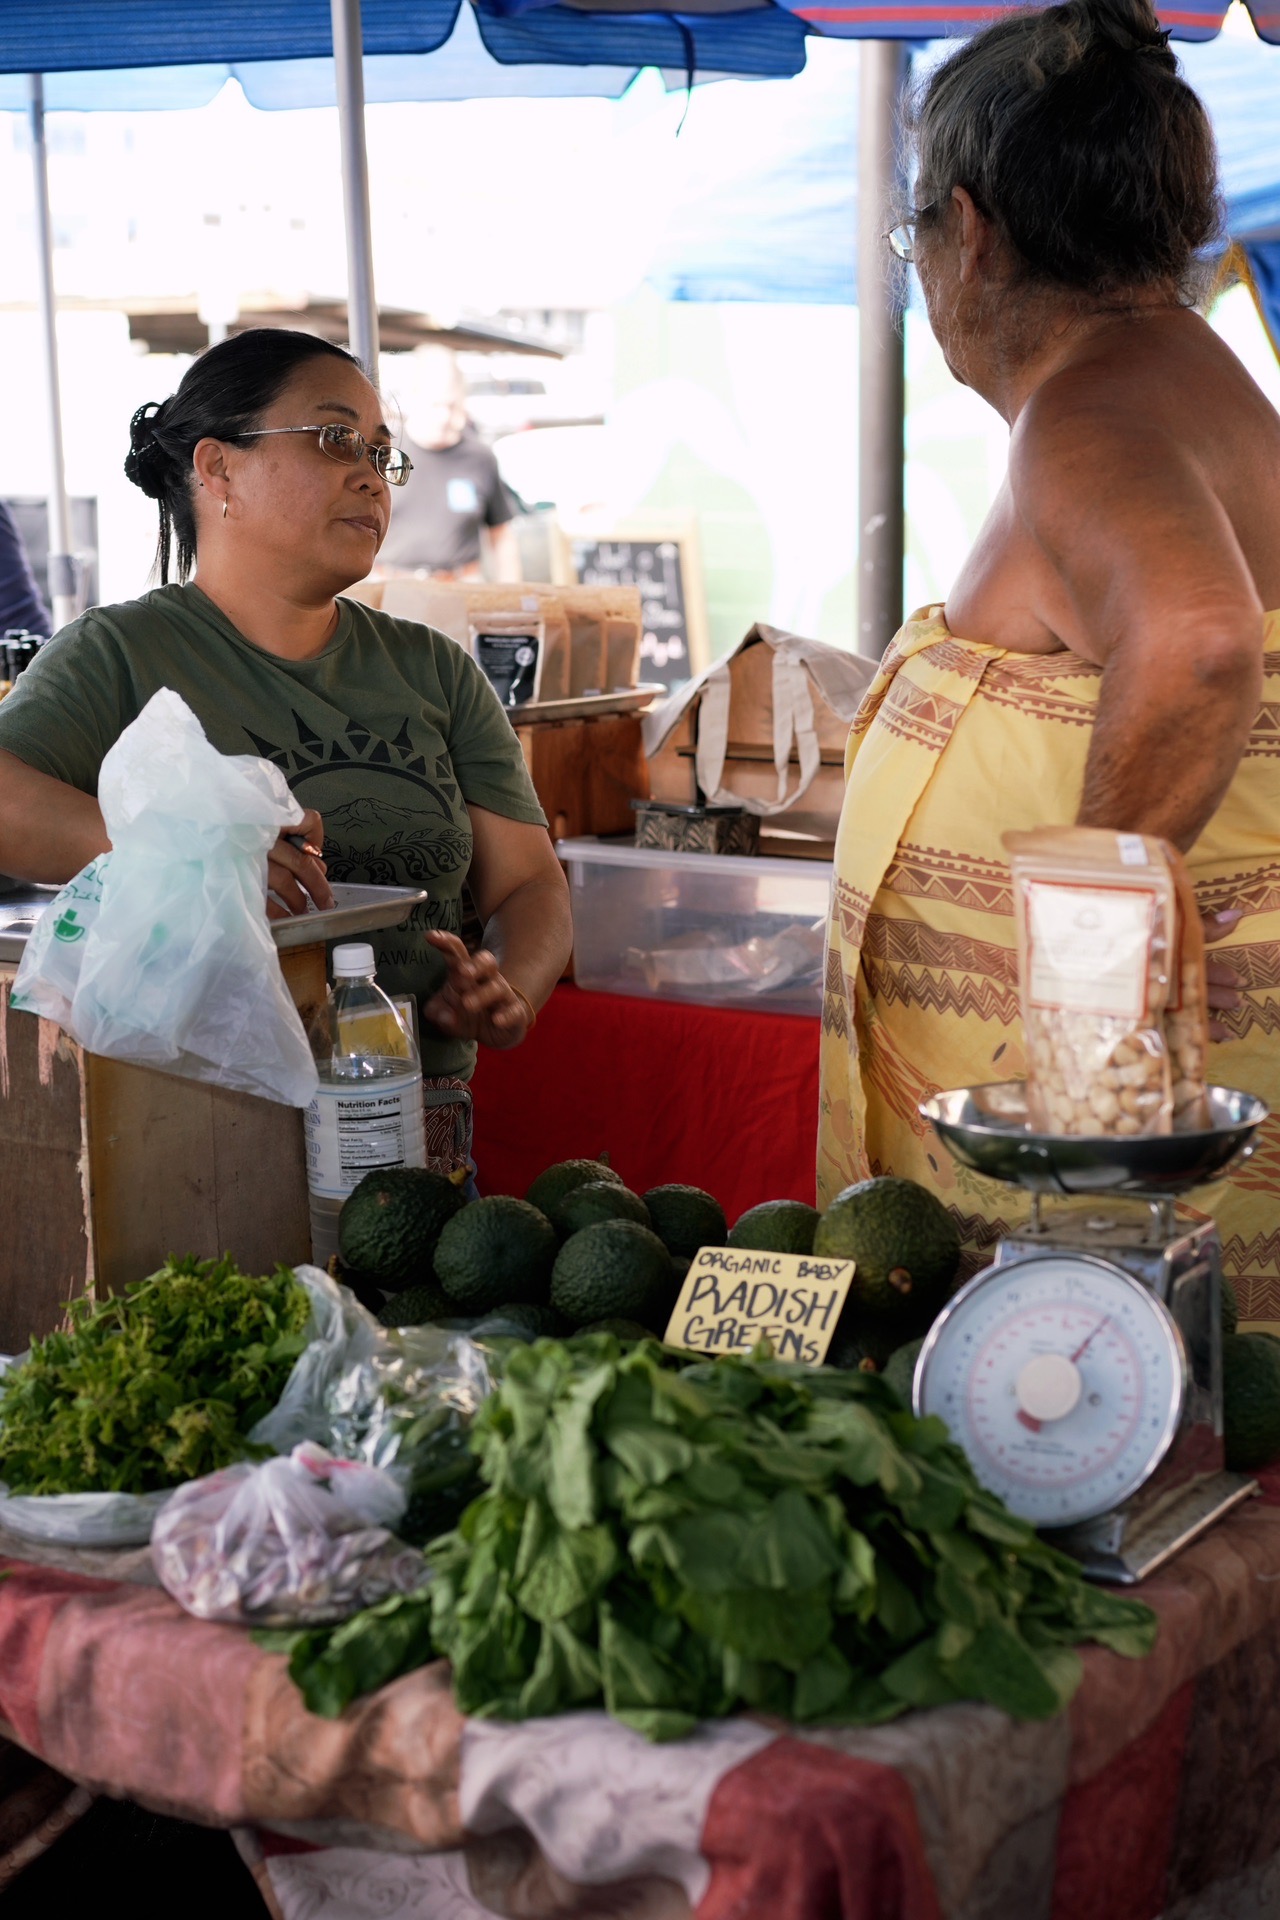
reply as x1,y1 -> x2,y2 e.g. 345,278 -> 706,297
914,1082 -> 1270,1583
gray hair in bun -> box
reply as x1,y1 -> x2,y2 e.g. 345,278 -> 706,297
909,0 -> 1221,299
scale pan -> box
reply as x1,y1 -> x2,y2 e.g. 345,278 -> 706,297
920,1083 -> 1269,1195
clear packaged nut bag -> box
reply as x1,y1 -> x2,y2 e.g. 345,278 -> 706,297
1004,827 -> 1209,1139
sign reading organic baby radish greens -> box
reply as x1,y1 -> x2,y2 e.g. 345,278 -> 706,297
663,1248 -> 855,1366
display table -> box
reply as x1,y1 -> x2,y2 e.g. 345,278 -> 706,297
469,984 -> 821,1217
2,1475 -> 1280,1919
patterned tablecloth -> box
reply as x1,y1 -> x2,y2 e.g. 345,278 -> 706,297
2,1473 -> 1280,1920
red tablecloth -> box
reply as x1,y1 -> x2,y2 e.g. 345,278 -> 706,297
5,1479 -> 1280,1917
470,985 -> 821,1219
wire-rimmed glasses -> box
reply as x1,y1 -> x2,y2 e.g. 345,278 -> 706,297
239,422 -> 414,485
885,205 -> 937,264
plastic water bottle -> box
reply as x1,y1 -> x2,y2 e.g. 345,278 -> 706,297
303,942 -> 425,1268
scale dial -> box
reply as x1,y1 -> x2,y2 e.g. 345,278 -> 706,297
915,1252 -> 1187,1528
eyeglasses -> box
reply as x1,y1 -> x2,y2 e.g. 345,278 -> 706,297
238,423 -> 414,486
885,205 -> 937,264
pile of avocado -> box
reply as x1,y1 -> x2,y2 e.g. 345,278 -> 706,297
335,1156 -> 727,1343
336,1156 -> 961,1407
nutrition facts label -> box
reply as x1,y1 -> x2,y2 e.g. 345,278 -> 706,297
304,1071 -> 423,1198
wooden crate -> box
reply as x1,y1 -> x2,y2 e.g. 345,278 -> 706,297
515,711 -> 650,843
0,945 -> 323,1351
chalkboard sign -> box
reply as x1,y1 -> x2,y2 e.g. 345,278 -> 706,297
568,518 -> 708,693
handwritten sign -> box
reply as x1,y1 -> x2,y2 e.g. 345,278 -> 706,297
663,1247 -> 855,1367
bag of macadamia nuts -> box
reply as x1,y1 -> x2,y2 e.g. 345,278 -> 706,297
1004,827 -> 1210,1139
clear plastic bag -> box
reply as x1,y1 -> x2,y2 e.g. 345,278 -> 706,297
152,1442 -> 429,1625
1005,827 -> 1209,1138
12,688 -> 319,1108
321,1326 -> 494,1544
0,1267 -> 384,1549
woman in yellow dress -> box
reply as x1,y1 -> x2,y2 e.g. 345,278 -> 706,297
819,0 -> 1280,1321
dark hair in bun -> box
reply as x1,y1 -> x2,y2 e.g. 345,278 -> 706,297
910,0 -> 1220,298
123,328 -> 360,583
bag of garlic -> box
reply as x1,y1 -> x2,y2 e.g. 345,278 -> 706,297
1004,827 -> 1209,1139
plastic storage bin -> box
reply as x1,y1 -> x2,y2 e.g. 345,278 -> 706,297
557,837 -> 833,1017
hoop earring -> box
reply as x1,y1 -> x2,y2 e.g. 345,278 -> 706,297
222,498 -> 229,520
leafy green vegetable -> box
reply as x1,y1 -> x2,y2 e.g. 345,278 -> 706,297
280,1336 -> 1156,1730
0,1255 -> 312,1494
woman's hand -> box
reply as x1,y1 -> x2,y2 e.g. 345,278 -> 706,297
422,930 -> 533,1050
1204,907 -> 1244,1042
266,808 -> 333,919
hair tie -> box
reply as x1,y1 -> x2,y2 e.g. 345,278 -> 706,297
124,401 -> 171,500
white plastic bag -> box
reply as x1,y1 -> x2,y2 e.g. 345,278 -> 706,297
0,1267 -> 382,1549
13,688 -> 319,1107
152,1442 -> 428,1625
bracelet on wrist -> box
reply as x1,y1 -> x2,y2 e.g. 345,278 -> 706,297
510,986 -> 537,1031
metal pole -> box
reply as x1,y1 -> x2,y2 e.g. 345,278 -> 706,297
331,0 -> 380,373
27,75 -> 77,632
857,41 -> 908,659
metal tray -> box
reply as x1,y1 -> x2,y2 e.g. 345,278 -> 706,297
921,1081 -> 1269,1196
508,684 -> 666,726
0,888 -> 58,964
269,882 -> 428,949
0,883 -> 428,964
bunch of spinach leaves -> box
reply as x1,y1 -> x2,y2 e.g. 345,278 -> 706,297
280,1336 -> 1156,1734
0,1255 -> 312,1494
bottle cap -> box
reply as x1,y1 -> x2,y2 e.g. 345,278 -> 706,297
332,942 -> 376,978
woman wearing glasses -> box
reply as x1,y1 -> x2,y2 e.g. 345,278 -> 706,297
820,0 -> 1280,1310
0,328 -> 571,1173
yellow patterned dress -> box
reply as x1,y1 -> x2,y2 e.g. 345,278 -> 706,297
818,606 -> 1280,1323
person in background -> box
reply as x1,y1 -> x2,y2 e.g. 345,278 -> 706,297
375,346 -> 522,583
819,0 -> 1280,1311
0,502 -> 52,640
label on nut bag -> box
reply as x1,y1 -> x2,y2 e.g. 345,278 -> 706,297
1024,880 -> 1157,1021
664,1248 -> 855,1366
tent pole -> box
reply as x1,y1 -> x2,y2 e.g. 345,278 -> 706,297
331,0 -> 380,373
27,74 -> 77,633
856,41 -> 907,659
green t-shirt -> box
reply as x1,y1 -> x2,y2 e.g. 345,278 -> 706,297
0,583 -> 546,1079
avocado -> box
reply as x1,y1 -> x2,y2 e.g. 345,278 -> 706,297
1222,1274 -> 1240,1341
338,1167 -> 466,1287
575,1317 -> 656,1342
814,1177 -> 960,1339
550,1220 -> 675,1329
435,1196 -> 557,1312
526,1157 -> 622,1218
551,1181 -> 651,1238
882,1336 -> 927,1407
643,1185 -> 727,1258
474,1301 -> 566,1340
376,1283 -> 453,1328
1223,1332 -> 1280,1471
824,1326 -> 882,1373
728,1199 -> 820,1256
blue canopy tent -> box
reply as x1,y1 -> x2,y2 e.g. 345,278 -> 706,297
0,0 -> 1276,637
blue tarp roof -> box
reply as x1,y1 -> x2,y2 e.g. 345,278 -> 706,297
644,33 -> 1280,324
0,0 -> 811,107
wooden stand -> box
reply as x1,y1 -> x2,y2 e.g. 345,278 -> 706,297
0,946 -> 324,1352
514,710 -> 650,843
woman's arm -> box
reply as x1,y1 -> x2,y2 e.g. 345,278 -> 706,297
423,806 -> 572,1049
0,749 -> 109,881
0,749 -> 331,915
1012,398 -> 1264,850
